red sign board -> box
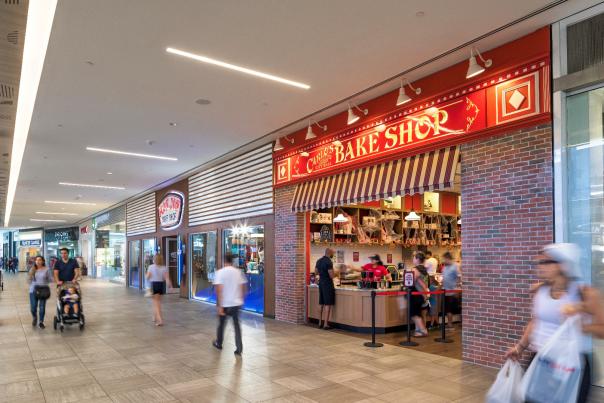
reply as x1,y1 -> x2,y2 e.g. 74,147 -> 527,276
275,59 -> 549,187
158,191 -> 185,230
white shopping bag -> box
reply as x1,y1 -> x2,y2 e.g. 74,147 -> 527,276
521,315 -> 583,403
485,359 -> 524,403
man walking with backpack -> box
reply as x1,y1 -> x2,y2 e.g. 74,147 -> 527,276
212,254 -> 247,356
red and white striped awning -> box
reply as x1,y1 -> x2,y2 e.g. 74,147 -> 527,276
291,146 -> 460,212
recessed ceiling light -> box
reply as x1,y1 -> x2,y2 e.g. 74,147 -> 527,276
416,11 -> 425,17
166,47 -> 311,90
4,0 -> 58,227
45,200 -> 97,206
85,60 -> 94,66
36,211 -> 78,216
86,147 -> 177,161
30,218 -> 67,223
59,182 -> 126,190
107,172 -> 113,175
169,122 -> 177,127
195,98 -> 211,105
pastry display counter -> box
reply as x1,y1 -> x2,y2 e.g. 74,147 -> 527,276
307,285 -> 408,332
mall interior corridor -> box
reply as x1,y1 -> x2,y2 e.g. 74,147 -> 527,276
0,273 -> 495,403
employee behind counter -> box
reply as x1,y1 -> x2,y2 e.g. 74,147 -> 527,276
345,254 -> 393,287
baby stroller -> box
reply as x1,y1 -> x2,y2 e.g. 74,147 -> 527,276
53,282 -> 85,331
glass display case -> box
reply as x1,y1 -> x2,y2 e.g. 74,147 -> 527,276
190,232 -> 217,303
129,240 -> 141,288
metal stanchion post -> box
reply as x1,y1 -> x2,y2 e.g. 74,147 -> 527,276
434,289 -> 453,343
364,290 -> 383,348
400,289 -> 419,347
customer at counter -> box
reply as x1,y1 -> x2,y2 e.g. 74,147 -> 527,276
347,254 -> 392,284
315,248 -> 336,330
410,251 -> 430,337
442,251 -> 461,329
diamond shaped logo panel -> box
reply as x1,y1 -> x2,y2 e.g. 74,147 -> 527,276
495,71 -> 539,124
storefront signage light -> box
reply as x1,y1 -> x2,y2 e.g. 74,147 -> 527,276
275,58 -> 549,186
20,239 -> 42,247
158,191 -> 185,230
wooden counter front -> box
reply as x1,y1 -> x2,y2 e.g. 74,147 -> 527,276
307,286 -> 408,332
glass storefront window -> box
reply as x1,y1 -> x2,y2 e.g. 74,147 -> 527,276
142,238 -> 156,288
565,87 -> 604,386
95,222 -> 126,283
129,240 -> 141,288
223,225 -> 265,314
190,232 -> 217,303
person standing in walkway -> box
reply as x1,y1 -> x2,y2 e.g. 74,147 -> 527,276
315,248 -> 336,330
29,256 -> 52,328
505,243 -> 604,403
213,254 -> 247,355
53,248 -> 80,285
146,254 -> 171,326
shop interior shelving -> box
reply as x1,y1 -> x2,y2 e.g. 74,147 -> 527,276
309,195 -> 461,248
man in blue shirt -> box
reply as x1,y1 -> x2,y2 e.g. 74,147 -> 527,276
53,248 -> 80,285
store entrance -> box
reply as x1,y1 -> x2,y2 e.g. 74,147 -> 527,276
164,236 -> 179,289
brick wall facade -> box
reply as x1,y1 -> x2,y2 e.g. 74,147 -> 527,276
461,124 -> 553,367
274,185 -> 307,323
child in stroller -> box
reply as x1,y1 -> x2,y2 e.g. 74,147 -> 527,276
53,282 -> 85,331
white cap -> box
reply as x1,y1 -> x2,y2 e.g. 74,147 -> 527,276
542,243 -> 582,280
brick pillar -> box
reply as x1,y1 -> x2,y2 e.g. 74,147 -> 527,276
461,124 -> 553,367
274,185 -> 307,323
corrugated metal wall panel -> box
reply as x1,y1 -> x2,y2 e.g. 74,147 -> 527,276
189,144 -> 273,226
126,193 -> 156,236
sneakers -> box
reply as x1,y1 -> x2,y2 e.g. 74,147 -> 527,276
212,341 -> 222,350
39,322 -> 45,329
32,317 -> 37,326
234,350 -> 242,356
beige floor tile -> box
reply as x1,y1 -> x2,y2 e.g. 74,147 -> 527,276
97,374 -> 159,394
174,383 -> 249,403
340,375 -> 401,397
376,387 -> 450,403
321,368 -> 368,384
417,379 -> 482,400
109,386 -> 178,403
0,380 -> 41,398
300,383 -> 371,403
0,391 -> 46,403
43,382 -> 107,403
261,393 -> 318,402
236,381 -> 296,402
89,364 -> 144,381
274,374 -> 332,392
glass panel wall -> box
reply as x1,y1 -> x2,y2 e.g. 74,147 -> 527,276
95,222 -> 126,283
142,238 -> 156,288
129,240 -> 141,288
223,225 -> 265,314
190,232 -> 217,302
565,87 -> 604,387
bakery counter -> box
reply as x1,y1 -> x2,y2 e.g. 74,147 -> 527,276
307,285 -> 408,333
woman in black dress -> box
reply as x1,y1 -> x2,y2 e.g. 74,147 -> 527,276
315,248 -> 335,329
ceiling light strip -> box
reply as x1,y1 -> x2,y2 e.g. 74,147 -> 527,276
35,211 -> 79,216
30,218 -> 66,223
59,182 -> 126,190
4,0 -> 58,226
44,200 -> 97,206
166,47 -> 310,90
85,147 -> 178,161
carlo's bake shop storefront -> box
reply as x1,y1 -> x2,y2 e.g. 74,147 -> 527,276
273,27 -> 553,366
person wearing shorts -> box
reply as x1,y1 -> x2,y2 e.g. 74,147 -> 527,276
145,254 -> 172,326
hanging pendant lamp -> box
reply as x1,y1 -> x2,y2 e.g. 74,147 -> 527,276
404,195 -> 421,221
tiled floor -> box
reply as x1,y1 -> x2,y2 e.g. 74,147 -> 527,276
0,272 -> 497,402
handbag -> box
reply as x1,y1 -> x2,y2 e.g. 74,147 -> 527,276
521,315 -> 583,403
34,285 -> 51,300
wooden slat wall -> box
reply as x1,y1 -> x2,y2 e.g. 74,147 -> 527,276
189,144 -> 273,226
126,193 -> 156,236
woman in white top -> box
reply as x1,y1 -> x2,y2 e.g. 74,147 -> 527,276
145,254 -> 172,326
505,243 -> 604,403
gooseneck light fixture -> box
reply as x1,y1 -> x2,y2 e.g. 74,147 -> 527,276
305,120 -> 327,140
347,102 -> 368,125
273,135 -> 294,152
396,78 -> 422,106
466,47 -> 492,79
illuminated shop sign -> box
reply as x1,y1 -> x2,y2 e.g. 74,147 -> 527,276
158,191 -> 185,230
20,239 -> 42,247
275,59 -> 549,186
44,227 -> 78,243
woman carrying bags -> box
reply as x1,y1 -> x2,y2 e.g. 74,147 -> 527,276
28,256 -> 52,329
505,243 -> 604,403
